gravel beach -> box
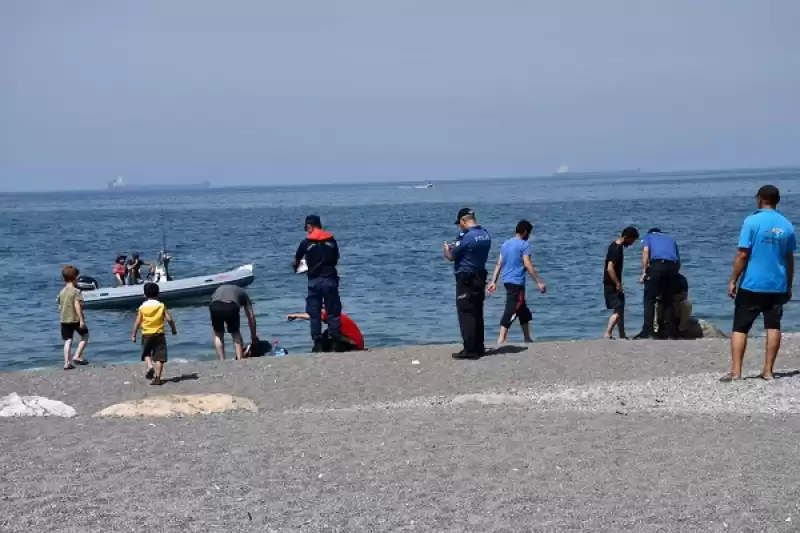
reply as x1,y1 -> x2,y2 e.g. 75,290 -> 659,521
2,338 -> 800,532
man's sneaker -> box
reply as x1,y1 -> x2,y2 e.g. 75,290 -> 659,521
312,340 -> 324,353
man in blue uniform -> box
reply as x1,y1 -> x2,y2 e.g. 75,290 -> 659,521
443,207 -> 492,359
636,228 -> 681,339
723,185 -> 795,382
292,214 -> 342,353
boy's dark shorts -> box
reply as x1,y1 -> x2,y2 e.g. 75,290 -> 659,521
732,289 -> 789,334
604,288 -> 625,314
60,322 -> 89,341
210,301 -> 241,334
141,334 -> 168,362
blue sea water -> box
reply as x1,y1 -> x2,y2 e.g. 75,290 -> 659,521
1,168 -> 799,371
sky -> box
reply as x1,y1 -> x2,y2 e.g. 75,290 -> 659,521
1,0 -> 799,191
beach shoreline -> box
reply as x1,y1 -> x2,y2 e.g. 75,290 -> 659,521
3,338 -> 800,532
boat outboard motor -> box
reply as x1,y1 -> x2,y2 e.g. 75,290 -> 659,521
76,275 -> 99,292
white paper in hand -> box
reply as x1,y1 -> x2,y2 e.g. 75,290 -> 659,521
295,258 -> 308,274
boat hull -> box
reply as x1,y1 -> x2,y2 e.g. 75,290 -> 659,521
82,264 -> 254,310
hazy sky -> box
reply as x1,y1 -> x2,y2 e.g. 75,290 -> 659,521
1,1 -> 798,191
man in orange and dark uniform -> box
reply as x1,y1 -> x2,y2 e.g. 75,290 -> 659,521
287,307 -> 365,351
292,214 -> 343,352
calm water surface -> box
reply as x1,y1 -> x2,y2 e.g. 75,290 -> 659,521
1,168 -> 799,371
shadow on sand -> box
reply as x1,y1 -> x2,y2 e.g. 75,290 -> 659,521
163,373 -> 200,384
742,370 -> 800,381
484,345 -> 530,357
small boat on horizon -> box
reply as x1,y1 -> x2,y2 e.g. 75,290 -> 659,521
107,176 -> 211,191
552,166 -> 641,177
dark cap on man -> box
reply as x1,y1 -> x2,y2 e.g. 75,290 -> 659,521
757,185 -> 780,205
647,228 -> 662,234
305,214 -> 322,228
454,207 -> 475,224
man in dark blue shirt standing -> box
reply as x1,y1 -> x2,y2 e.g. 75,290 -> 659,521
292,215 -> 342,353
636,228 -> 681,339
443,207 -> 492,359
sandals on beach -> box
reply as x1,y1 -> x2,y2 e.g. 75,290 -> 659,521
757,373 -> 774,381
145,368 -> 155,380
150,378 -> 163,386
72,359 -> 89,366
719,374 -> 741,383
63,364 -> 75,371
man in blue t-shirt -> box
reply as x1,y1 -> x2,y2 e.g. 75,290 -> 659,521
722,185 -> 796,382
487,220 -> 547,345
443,207 -> 492,359
635,228 -> 681,340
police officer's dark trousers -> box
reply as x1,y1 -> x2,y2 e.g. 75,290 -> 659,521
306,277 -> 342,343
642,260 -> 679,338
455,271 -> 486,355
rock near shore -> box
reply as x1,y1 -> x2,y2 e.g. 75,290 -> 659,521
93,393 -> 258,418
0,393 -> 77,418
684,318 -> 727,339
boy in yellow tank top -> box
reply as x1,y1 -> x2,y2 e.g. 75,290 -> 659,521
131,282 -> 177,385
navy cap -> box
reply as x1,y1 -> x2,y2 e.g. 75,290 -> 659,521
454,207 -> 475,224
305,214 -> 322,228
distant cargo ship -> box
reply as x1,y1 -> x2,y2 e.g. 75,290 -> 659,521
107,176 -> 211,191
553,166 -> 641,177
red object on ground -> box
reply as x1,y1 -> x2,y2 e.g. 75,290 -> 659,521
321,310 -> 365,350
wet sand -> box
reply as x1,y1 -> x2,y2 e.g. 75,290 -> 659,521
2,338 -> 800,532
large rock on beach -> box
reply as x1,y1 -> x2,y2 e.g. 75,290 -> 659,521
93,393 -> 257,418
0,392 -> 77,418
684,318 -> 727,339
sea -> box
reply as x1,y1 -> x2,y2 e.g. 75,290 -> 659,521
1,167 -> 799,372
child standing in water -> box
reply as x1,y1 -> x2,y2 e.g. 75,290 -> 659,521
131,282 -> 177,385
57,265 -> 90,370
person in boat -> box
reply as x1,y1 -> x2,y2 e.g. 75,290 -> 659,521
112,255 -> 128,286
155,250 -> 173,281
127,252 -> 154,285
287,305 -> 365,351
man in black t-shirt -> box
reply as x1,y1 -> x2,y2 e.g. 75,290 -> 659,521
603,226 -> 641,339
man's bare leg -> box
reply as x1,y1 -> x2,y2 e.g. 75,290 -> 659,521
232,332 -> 244,360
762,328 -> 781,379
604,313 -> 619,338
520,322 -> 533,343
729,332 -> 748,379
213,332 -> 225,360
496,326 -> 509,345
616,312 -> 627,339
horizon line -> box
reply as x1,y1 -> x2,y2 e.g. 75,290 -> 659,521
1,164 -> 798,195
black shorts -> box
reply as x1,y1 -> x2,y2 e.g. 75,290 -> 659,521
604,288 -> 625,314
500,283 -> 532,328
732,289 -> 789,334
141,334 -> 168,362
210,301 -> 241,334
60,322 -> 89,341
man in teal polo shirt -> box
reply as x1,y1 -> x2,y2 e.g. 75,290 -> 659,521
723,185 -> 796,382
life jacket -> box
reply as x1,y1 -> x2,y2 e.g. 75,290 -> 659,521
322,310 -> 364,350
139,299 -> 166,335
